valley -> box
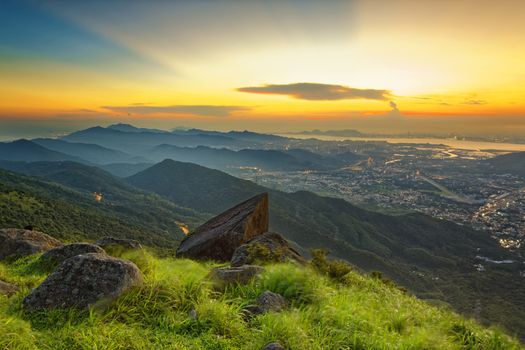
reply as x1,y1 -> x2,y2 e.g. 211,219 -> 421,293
1,124 -> 525,340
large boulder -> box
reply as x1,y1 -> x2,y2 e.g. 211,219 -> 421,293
23,253 -> 143,311
41,243 -> 106,265
231,232 -> 305,267
210,265 -> 264,286
177,193 -> 269,261
255,291 -> 288,313
0,280 -> 18,297
95,237 -> 142,250
0,228 -> 62,260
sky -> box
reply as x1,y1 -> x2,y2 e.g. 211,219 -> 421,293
1,0 -> 525,138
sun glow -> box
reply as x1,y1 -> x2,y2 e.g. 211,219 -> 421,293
1,0 -> 525,135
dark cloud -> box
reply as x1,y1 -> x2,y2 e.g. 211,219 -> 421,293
102,105 -> 250,117
387,100 -> 402,118
389,101 -> 398,110
237,83 -> 390,101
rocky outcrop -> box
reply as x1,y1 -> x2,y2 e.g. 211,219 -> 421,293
0,228 -> 62,260
210,265 -> 264,285
177,193 -> 269,261
41,243 -> 106,265
0,280 -> 18,297
255,291 -> 288,313
95,237 -> 142,250
231,232 -> 305,267
23,253 -> 143,311
243,291 -> 288,318
261,342 -> 285,350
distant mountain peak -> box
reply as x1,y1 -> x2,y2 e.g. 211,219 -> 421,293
107,123 -> 140,132
10,139 -> 36,146
107,123 -> 168,134
0,139 -> 82,163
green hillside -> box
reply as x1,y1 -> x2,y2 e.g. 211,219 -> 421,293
0,167 -> 205,248
0,140 -> 82,163
0,252 -> 521,349
128,159 -> 525,337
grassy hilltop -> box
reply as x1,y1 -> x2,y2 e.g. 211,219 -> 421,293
0,249 -> 522,350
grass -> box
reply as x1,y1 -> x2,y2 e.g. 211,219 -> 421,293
0,251 -> 522,350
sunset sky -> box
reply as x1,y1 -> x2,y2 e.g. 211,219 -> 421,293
1,0 -> 525,138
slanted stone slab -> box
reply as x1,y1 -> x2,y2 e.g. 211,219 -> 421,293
177,193 -> 269,261
0,280 -> 18,297
210,265 -> 264,285
231,232 -> 305,267
0,228 -> 62,260
41,243 -> 106,265
23,253 -> 143,311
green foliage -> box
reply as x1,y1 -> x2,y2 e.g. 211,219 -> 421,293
244,243 -> 286,265
0,254 -> 522,350
310,249 -> 353,282
0,168 -> 205,249
369,270 -> 406,292
0,315 -> 37,350
451,323 -> 481,348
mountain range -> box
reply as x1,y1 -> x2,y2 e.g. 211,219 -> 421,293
144,144 -> 347,171
0,126 -> 364,173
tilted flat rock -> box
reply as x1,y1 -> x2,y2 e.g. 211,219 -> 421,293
41,243 -> 106,265
231,232 -> 305,267
23,253 -> 143,311
0,280 -> 18,297
210,265 -> 264,285
0,228 -> 62,260
95,237 -> 142,250
177,193 -> 269,261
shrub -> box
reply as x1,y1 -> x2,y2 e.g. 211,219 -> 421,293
450,323 -> 480,348
310,249 -> 353,282
370,270 -> 405,292
245,243 -> 286,265
259,264 -> 326,305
